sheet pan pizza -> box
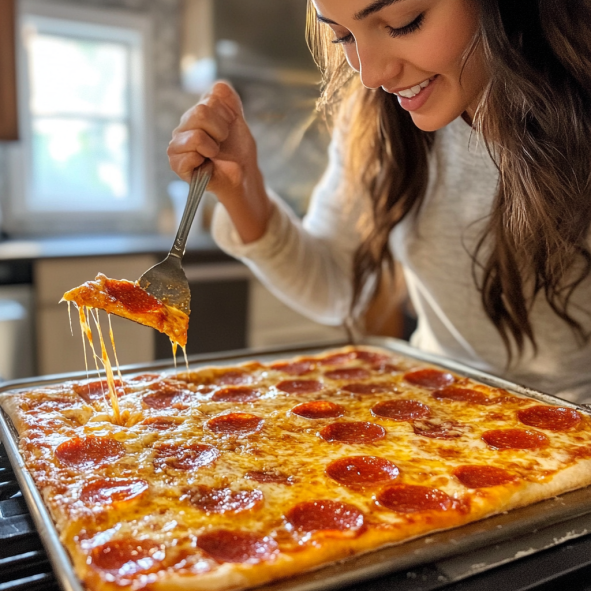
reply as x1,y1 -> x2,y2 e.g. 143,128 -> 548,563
2,344 -> 591,591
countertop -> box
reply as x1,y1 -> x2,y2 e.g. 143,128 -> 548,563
0,232 -> 231,264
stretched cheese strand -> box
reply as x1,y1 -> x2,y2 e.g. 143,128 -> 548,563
77,306 -> 122,425
90,308 -> 122,425
78,306 -> 103,385
108,314 -> 126,387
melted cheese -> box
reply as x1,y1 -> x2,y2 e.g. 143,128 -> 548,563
2,346 -> 591,591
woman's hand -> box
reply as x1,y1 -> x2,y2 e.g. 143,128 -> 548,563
168,81 -> 272,243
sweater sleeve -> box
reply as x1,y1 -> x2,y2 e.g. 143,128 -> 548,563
211,129 -> 370,325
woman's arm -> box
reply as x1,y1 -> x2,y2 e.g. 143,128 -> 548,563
211,124 -> 370,325
168,82 -> 368,324
167,81 -> 272,244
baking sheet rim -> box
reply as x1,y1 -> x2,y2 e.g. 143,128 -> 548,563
1,336 -> 591,591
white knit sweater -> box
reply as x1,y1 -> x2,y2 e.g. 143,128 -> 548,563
212,116 -> 591,403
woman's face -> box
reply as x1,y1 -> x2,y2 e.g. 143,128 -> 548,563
312,0 -> 487,131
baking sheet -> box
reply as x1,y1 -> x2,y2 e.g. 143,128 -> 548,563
1,337 -> 591,591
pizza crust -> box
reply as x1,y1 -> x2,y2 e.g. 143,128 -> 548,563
2,345 -> 591,591
61,273 -> 189,347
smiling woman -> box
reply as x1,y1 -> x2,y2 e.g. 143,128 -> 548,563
168,0 -> 591,403
312,0 -> 488,130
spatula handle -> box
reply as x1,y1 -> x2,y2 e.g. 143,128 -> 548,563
170,160 -> 214,259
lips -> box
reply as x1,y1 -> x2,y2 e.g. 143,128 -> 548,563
386,76 -> 436,98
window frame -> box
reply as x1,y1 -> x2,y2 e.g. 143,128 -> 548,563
5,0 -> 156,235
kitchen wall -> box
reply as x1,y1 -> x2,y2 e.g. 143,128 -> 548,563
0,0 -> 330,231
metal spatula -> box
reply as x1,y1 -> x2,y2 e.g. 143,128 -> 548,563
138,160 -> 213,315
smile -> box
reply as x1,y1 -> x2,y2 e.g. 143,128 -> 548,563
388,76 -> 436,98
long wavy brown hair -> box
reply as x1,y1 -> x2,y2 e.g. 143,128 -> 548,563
306,0 -> 591,359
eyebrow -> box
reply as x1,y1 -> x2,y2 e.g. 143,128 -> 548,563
354,0 -> 404,20
316,0 -> 403,26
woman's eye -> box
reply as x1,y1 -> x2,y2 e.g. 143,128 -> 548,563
387,13 -> 425,38
332,32 -> 355,45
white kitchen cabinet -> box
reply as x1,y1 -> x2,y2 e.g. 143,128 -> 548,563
248,277 -> 346,349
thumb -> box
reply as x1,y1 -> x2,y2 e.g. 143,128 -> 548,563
210,81 -> 245,120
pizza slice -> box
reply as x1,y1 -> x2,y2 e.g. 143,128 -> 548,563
61,273 -> 189,348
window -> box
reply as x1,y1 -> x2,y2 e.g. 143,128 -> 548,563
5,1 -> 155,235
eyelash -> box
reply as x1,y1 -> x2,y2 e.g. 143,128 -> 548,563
332,13 -> 425,45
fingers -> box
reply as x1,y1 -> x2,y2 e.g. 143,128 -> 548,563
168,82 -> 243,181
168,152 -> 207,183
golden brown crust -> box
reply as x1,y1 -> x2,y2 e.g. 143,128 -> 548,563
2,345 -> 591,591
61,273 -> 189,347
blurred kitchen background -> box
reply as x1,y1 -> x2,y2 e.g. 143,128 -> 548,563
0,0 -> 358,381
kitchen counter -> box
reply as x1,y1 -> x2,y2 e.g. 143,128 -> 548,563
0,232 -> 229,263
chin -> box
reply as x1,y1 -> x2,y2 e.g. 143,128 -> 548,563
409,111 -> 458,132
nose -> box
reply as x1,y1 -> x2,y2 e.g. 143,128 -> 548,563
356,39 -> 402,90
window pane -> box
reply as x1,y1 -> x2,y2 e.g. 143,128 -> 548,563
28,33 -> 128,118
30,118 -> 130,210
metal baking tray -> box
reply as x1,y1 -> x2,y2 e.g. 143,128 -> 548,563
1,336 -> 591,591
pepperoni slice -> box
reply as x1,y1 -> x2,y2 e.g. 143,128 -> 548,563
482,429 -> 549,450
291,401 -> 345,420
341,383 -> 392,395
270,360 -> 315,375
318,352 -> 357,366
73,379 -> 126,403
285,500 -> 365,534
454,465 -> 518,488
214,370 -> 253,386
188,486 -> 264,514
141,417 -> 179,431
413,419 -> 463,439
372,400 -> 431,421
104,279 -> 163,313
26,397 -> 76,413
377,484 -> 453,513
90,538 -> 164,575
276,380 -> 324,394
319,422 -> 386,444
324,368 -> 371,381
129,373 -> 160,382
518,406 -> 582,431
153,442 -> 219,471
80,478 -> 148,505
197,530 -> 278,564
404,369 -> 455,389
55,436 -> 125,470
212,386 -> 261,403
432,387 -> 493,405
245,471 -> 295,485
353,350 -> 392,365
326,456 -> 399,488
372,362 -> 401,373
207,413 -> 263,436
142,382 -> 194,409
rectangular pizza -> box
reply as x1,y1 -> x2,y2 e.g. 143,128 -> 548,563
1,344 -> 591,591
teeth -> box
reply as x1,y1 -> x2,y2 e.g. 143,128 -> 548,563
396,77 -> 432,99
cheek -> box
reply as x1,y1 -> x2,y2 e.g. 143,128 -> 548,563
343,46 -> 360,72
416,2 -> 480,76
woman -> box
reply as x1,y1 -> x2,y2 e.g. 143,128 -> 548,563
168,0 -> 591,402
